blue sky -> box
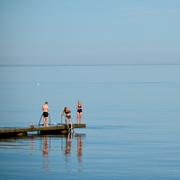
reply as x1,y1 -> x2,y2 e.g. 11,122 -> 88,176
0,0 -> 180,65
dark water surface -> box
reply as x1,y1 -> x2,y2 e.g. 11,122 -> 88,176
0,65 -> 180,179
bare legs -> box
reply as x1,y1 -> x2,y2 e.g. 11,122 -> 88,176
44,117 -> 49,127
77,112 -> 83,124
66,118 -> 73,132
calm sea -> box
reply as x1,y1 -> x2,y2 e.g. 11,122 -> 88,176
0,64 -> 180,180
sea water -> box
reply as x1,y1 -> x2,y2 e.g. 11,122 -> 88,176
0,64 -> 180,180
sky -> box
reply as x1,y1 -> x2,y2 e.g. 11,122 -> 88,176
0,0 -> 180,65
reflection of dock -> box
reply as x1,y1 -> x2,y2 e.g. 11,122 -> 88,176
0,124 -> 86,138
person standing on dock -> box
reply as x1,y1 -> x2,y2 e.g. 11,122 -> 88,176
76,101 -> 83,124
62,107 -> 73,132
42,101 -> 49,127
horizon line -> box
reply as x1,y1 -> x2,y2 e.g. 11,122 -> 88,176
0,63 -> 180,67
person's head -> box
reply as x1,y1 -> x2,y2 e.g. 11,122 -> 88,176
64,107 -> 68,112
45,101 -> 48,104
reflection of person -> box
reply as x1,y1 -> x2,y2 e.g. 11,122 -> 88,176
77,135 -> 83,162
76,101 -> 83,124
65,133 -> 73,155
42,101 -> 49,127
62,107 -> 73,132
42,136 -> 49,171
43,136 -> 49,157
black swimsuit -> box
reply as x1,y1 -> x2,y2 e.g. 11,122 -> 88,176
77,105 -> 82,113
43,112 -> 48,117
77,109 -> 82,113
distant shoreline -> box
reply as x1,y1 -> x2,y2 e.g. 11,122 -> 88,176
0,63 -> 180,67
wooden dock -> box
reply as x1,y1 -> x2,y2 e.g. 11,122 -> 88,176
0,124 -> 86,138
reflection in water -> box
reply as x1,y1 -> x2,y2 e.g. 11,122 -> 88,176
42,136 -> 49,170
64,133 -> 73,156
0,133 -> 85,172
76,134 -> 83,172
43,136 -> 49,157
77,134 -> 83,163
29,136 -> 35,155
40,133 -> 85,172
62,133 -> 85,172
63,133 -> 73,173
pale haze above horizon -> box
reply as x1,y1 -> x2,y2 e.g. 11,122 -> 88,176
0,0 -> 180,65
